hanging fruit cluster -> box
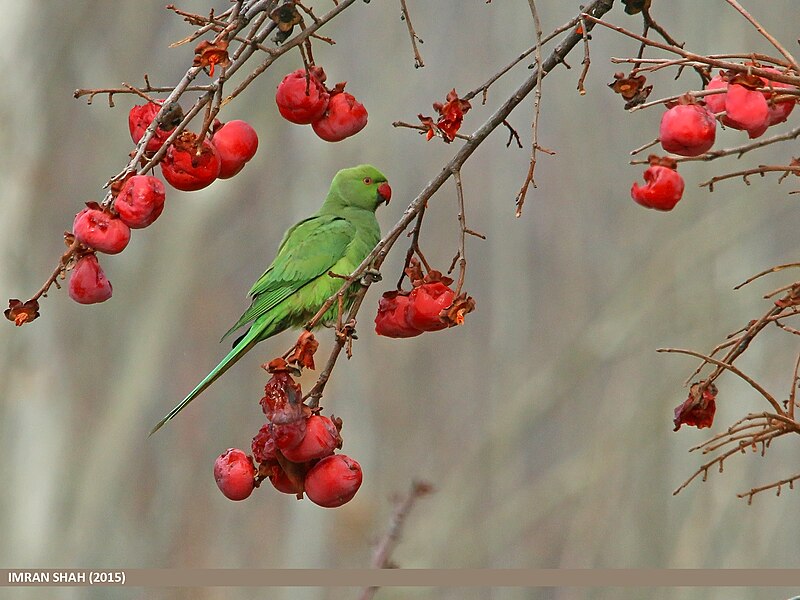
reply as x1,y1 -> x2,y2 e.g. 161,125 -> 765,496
375,259 -> 475,338
52,103 -> 260,307
275,66 -> 368,142
213,356 -> 363,508
619,65 -> 799,212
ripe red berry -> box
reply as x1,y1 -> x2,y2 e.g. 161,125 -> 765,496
406,282 -> 456,332
160,133 -> 221,191
703,75 -> 728,116
275,68 -> 330,125
128,102 -> 175,152
213,448 -> 256,501
631,164 -> 685,211
724,83 -> 770,139
270,418 -> 307,451
760,67 -> 796,126
212,120 -> 259,179
304,454 -> 363,508
312,92 -> 368,142
280,415 -> 341,463
68,254 -> 112,304
113,175 -> 166,229
375,292 -> 423,338
267,463 -> 304,495
659,104 -> 716,157
73,205 -> 131,254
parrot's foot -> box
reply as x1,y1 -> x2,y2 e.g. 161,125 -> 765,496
360,268 -> 382,286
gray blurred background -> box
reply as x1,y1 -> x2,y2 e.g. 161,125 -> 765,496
2,1 -> 799,599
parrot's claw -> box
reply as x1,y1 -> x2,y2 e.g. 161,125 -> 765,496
360,268 -> 382,286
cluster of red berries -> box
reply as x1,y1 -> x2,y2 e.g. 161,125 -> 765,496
631,66 -> 797,211
375,270 -> 458,338
213,358 -> 363,508
67,103 -> 259,305
275,66 -> 368,142
374,257 -> 476,337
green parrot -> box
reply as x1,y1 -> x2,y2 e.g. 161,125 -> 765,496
150,164 -> 391,434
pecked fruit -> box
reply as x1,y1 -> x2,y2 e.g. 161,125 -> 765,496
73,205 -> 131,254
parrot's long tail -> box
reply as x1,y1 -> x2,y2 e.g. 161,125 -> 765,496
149,326 -> 262,436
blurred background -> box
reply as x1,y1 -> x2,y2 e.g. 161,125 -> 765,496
2,1 -> 800,599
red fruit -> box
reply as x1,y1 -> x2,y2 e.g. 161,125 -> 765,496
406,282 -> 456,332
659,104 -> 716,157
113,175 -> 166,229
275,68 -> 330,125
213,448 -> 256,501
160,133 -> 221,191
270,419 -> 307,451
68,254 -> 112,304
251,423 -> 277,464
128,102 -> 175,152
375,292 -> 423,338
212,120 -> 259,179
73,206 -> 131,254
280,415 -> 341,463
760,67 -> 796,126
631,165 -> 685,211
304,454 -> 363,508
724,83 -> 770,138
312,92 -> 368,142
703,75 -> 728,115
267,464 -> 304,495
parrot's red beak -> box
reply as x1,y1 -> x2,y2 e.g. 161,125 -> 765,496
377,182 -> 392,205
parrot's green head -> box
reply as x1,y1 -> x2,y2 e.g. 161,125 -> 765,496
327,164 -> 391,213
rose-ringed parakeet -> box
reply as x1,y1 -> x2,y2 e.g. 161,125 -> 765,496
150,164 -> 391,434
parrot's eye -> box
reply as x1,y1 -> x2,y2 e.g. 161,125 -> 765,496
363,177 -> 373,185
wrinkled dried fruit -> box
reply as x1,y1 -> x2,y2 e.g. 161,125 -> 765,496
251,423 -> 278,464
113,175 -> 166,229
304,454 -> 362,508
312,92 -> 368,142
213,448 -> 256,501
69,254 -> 112,304
673,382 -> 718,431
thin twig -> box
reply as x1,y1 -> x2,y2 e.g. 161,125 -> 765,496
699,165 -> 800,191
737,472 -> 800,504
723,0 -> 799,70
358,481 -> 433,600
515,0 -> 545,218
398,0 -> 424,68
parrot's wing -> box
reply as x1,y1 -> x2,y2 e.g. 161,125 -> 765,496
221,214 -> 355,341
